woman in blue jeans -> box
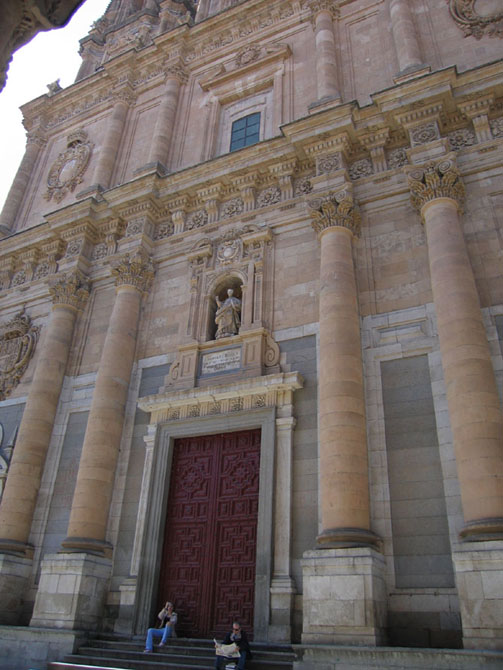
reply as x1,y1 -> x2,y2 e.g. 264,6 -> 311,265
143,601 -> 177,652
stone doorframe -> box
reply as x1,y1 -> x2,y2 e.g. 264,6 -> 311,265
132,371 -> 303,642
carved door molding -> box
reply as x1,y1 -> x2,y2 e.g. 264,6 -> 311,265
158,430 -> 261,638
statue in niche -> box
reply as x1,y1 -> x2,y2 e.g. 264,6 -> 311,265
214,288 -> 241,339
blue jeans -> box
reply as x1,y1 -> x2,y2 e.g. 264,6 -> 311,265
145,625 -> 173,651
214,652 -> 246,670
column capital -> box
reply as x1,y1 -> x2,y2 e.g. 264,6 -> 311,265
308,187 -> 360,237
112,251 -> 154,293
304,0 -> 340,21
406,155 -> 465,216
165,61 -> 188,84
49,271 -> 90,311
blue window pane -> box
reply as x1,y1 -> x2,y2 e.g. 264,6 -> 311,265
230,112 -> 261,152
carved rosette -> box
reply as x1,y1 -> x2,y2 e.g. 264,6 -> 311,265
112,252 -> 155,293
406,157 -> 465,215
45,128 -> 93,202
447,0 -> 503,39
308,188 -> 361,237
0,309 -> 39,400
49,271 -> 91,311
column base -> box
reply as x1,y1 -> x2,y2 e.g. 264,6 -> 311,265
114,577 -> 137,635
301,547 -> 387,645
308,94 -> 341,114
269,576 -> 296,642
453,541 -> 503,650
0,554 -> 32,624
316,527 -> 381,549
459,518 -> 503,542
133,161 -> 168,177
30,552 -> 112,630
61,536 -> 113,557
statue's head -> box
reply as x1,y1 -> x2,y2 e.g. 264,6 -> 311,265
227,288 -> 234,297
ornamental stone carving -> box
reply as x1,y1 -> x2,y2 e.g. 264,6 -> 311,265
406,157 -> 465,214
349,158 -> 373,180
304,0 -> 340,20
257,186 -> 281,208
64,238 -> 83,258
0,309 -> 39,400
236,45 -> 261,67
448,128 -> 477,150
490,117 -> 503,137
316,153 -> 341,175
221,197 -> 244,219
410,121 -> 440,146
447,0 -> 503,39
45,128 -> 93,202
217,235 -> 242,266
155,220 -> 174,239
387,147 -> 408,169
308,188 -> 361,236
112,252 -> 155,293
186,209 -> 209,230
49,271 -> 90,310
295,177 -> 314,196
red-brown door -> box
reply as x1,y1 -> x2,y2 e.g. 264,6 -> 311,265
157,429 -> 260,639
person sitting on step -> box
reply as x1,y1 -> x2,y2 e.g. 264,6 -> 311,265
143,600 -> 177,652
214,621 -> 252,669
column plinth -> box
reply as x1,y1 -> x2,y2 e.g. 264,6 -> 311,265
407,157 -> 503,542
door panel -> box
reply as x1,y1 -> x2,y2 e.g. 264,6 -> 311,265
158,429 -> 260,639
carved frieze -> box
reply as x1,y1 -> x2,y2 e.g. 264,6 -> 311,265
387,147 -> 408,169
410,121 -> 440,146
447,0 -> 503,39
448,127 -> 477,150
316,153 -> 342,175
406,156 -> 465,214
221,197 -> 244,219
349,158 -> 373,180
308,187 -> 361,237
294,176 -> 314,196
490,117 -> 503,137
155,220 -> 175,239
45,128 -> 93,202
257,186 -> 281,208
0,309 -> 39,400
186,209 -> 209,230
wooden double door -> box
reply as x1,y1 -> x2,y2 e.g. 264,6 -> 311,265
157,429 -> 261,639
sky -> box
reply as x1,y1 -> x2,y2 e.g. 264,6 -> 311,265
0,0 -> 109,212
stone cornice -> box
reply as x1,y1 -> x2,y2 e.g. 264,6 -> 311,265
406,154 -> 465,216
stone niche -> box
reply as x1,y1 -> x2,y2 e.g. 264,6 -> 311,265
164,327 -> 280,390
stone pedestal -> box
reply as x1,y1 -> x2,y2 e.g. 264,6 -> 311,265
269,577 -> 296,642
301,548 -> 386,645
30,553 -> 112,630
453,543 -> 503,650
114,577 -> 137,634
0,554 -> 32,624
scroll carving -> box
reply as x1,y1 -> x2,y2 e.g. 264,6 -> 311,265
447,0 -> 503,39
45,128 -> 93,202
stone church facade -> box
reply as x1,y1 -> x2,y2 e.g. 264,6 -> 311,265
0,0 -> 502,666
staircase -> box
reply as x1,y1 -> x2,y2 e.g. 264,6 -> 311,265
48,635 -> 295,670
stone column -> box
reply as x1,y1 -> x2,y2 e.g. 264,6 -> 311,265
389,0 -> 428,78
309,188 -> 379,549
0,272 -> 89,624
300,188 -> 385,645
62,252 -> 154,554
407,157 -> 503,541
147,65 -> 187,172
0,130 -> 45,235
91,91 -> 132,190
307,0 -> 340,105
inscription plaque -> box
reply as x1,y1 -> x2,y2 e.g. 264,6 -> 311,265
201,348 -> 241,375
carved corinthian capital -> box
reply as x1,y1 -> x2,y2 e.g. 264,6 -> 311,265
304,0 -> 340,20
406,156 -> 465,216
308,187 -> 360,237
112,251 -> 154,293
49,271 -> 90,311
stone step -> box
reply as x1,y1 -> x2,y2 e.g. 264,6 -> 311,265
48,636 -> 295,670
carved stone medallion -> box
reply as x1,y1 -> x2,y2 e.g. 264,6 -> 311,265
45,128 -> 93,202
447,0 -> 503,38
0,309 -> 39,400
